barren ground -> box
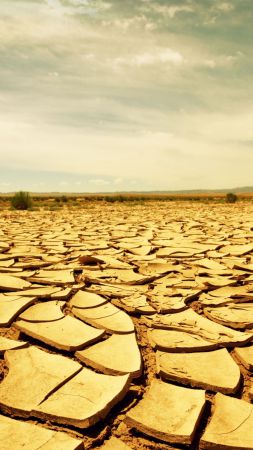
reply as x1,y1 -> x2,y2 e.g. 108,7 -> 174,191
0,201 -> 253,449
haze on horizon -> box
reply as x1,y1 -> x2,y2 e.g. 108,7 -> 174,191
0,0 -> 252,193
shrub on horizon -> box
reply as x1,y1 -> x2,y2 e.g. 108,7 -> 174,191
11,191 -> 33,210
226,192 -> 238,203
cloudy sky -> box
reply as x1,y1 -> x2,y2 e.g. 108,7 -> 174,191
0,0 -> 252,192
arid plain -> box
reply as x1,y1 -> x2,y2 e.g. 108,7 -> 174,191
0,200 -> 253,449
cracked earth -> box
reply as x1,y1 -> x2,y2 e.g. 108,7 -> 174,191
0,201 -> 253,449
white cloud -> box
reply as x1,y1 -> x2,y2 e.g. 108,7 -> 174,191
114,49 -> 184,68
89,179 -> 110,185
114,177 -> 123,185
143,4 -> 194,18
217,3 -> 234,12
66,0 -> 91,6
102,15 -> 156,31
48,71 -> 59,77
204,59 -> 216,69
165,5 -> 194,18
199,52 -> 243,70
135,49 -> 183,66
82,53 -> 95,61
45,0 -> 111,15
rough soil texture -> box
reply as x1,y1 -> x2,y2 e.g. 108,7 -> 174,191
0,201 -> 253,449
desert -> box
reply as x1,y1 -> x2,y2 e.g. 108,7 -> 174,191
0,199 -> 253,449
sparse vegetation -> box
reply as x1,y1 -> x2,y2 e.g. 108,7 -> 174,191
11,191 -> 33,210
0,191 -> 251,210
226,192 -> 238,203
49,205 -> 61,211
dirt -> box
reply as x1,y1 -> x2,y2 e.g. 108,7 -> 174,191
0,202 -> 252,449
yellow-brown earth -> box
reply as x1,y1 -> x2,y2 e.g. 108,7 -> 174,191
0,201 -> 253,449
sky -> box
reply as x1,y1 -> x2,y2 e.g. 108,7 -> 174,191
0,0 -> 252,192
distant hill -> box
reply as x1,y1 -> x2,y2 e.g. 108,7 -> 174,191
98,186 -> 253,195
231,186 -> 253,193
1,186 -> 253,195
143,186 -> 253,194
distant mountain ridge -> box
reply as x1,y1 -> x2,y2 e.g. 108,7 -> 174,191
97,186 -> 253,195
1,186 -> 253,195
129,186 -> 253,194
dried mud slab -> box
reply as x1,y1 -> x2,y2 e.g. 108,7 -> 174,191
0,274 -> 31,291
234,345 -> 253,370
137,261 -> 177,276
204,304 -> 253,330
0,414 -> 83,450
28,269 -> 75,285
15,315 -> 105,351
156,247 -> 203,258
51,287 -> 72,299
86,283 -> 141,298
148,295 -> 187,313
112,295 -> 156,315
83,268 -> 155,285
72,302 -> 134,334
200,393 -> 253,449
125,380 -> 206,445
144,309 -> 253,347
0,336 -> 27,353
0,242 -> 10,250
0,258 -> 15,268
127,245 -> 152,256
0,295 -> 36,327
148,328 -> 218,352
233,262 -> 253,272
193,258 -> 228,271
220,243 -> 253,256
156,348 -> 241,393
76,332 -> 142,378
18,300 -> 65,322
33,368 -> 130,428
70,290 -> 108,309
195,276 -> 235,289
0,346 -> 81,416
204,285 -> 253,302
4,286 -> 66,298
100,436 -> 132,449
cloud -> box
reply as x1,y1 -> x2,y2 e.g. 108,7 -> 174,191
133,49 -> 183,66
217,2 -> 234,12
0,0 -> 252,191
202,51 -> 243,69
160,5 -> 194,18
141,3 -> 194,18
113,48 -> 184,68
203,59 -> 216,69
45,0 -> 112,16
89,179 -> 110,185
102,15 -> 156,31
65,0 -> 91,6
114,177 -> 123,185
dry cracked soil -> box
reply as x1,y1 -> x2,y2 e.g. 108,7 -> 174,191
0,201 -> 253,449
